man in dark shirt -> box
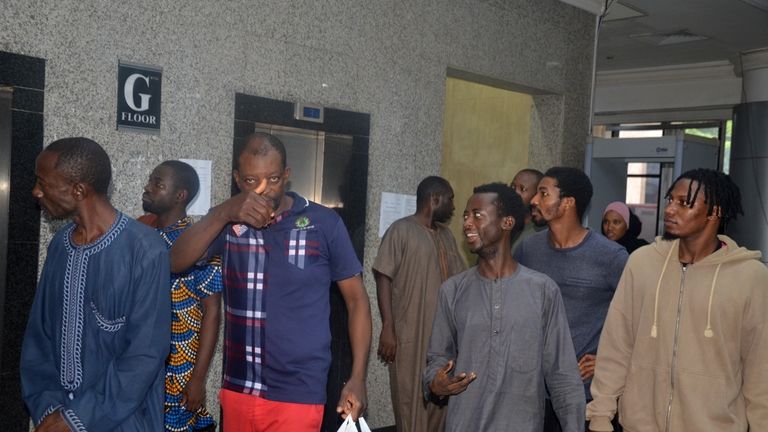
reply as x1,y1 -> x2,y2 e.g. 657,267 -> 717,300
170,133 -> 372,431
514,167 -> 628,432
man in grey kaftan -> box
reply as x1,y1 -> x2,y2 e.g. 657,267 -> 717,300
423,182 -> 584,432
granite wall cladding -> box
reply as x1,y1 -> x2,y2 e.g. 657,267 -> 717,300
1,1 -> 596,429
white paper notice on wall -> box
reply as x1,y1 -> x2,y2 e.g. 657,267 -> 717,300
179,159 -> 212,216
379,192 -> 417,237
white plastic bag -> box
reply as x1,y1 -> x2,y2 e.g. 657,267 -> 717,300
335,416 -> 372,432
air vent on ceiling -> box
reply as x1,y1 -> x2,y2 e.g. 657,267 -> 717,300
630,30 -> 709,46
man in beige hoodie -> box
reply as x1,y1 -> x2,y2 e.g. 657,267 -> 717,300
587,168 -> 768,432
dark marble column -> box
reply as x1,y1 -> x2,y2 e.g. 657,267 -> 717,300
0,50 -> 45,431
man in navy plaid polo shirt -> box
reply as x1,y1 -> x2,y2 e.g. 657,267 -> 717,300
171,132 -> 372,432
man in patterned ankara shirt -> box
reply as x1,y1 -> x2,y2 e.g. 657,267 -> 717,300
140,160 -> 222,432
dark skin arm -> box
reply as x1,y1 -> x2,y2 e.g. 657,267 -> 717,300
171,183 -> 273,273
579,353 -> 596,381
35,411 -> 70,432
181,292 -> 221,412
335,274 -> 372,421
428,360 -> 477,397
373,270 -> 396,364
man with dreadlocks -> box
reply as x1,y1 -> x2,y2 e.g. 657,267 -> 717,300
587,168 -> 768,432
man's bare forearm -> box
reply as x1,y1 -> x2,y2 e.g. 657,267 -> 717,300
374,271 -> 393,328
339,275 -> 372,380
170,207 -> 228,273
190,293 -> 221,382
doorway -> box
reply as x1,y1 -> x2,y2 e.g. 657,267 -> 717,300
624,162 -> 674,241
440,76 -> 533,260
586,133 -> 720,238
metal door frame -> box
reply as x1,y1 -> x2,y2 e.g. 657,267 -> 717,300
0,87 -> 13,372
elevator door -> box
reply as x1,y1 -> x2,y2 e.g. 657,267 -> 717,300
254,124 -> 325,201
253,123 -> 355,211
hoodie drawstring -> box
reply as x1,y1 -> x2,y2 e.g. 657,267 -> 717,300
704,263 -> 722,338
651,242 -> 676,338
651,239 -> 724,339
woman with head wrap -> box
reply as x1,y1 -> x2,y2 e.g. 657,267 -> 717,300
602,201 -> 649,254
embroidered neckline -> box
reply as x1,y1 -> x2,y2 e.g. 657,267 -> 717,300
60,212 -> 127,391
65,211 -> 127,252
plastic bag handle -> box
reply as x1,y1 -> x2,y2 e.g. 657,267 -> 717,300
358,417 -> 372,432
335,416 -> 372,432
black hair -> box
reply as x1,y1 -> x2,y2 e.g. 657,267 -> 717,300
543,166 -> 593,220
160,160 -> 200,205
416,176 -> 452,209
516,168 -> 544,183
234,132 -> 287,170
472,182 -> 526,237
666,168 -> 743,229
46,137 -> 112,195
626,211 -> 643,238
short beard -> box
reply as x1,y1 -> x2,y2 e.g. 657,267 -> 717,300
662,231 -> 679,240
532,217 -> 548,228
434,212 -> 450,224
475,245 -> 499,261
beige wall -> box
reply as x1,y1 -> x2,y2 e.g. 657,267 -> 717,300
441,77 -> 533,260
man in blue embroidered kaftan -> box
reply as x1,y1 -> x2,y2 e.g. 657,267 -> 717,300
21,138 -> 171,431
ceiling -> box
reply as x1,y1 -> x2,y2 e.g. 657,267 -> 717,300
596,0 -> 768,72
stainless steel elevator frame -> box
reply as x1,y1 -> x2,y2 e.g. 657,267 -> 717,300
0,87 -> 13,371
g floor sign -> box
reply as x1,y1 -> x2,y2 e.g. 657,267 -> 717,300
116,61 -> 162,134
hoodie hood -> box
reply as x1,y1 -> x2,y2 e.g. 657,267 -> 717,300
650,234 -> 761,266
588,234 -> 768,432
647,234 -> 762,339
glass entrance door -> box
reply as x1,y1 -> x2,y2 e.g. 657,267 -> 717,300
625,162 -> 674,241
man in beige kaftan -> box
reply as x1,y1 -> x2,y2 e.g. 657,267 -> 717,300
374,176 -> 466,432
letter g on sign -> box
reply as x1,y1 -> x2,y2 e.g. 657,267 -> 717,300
123,73 -> 151,112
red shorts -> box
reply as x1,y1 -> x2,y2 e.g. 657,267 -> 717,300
219,389 -> 324,432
